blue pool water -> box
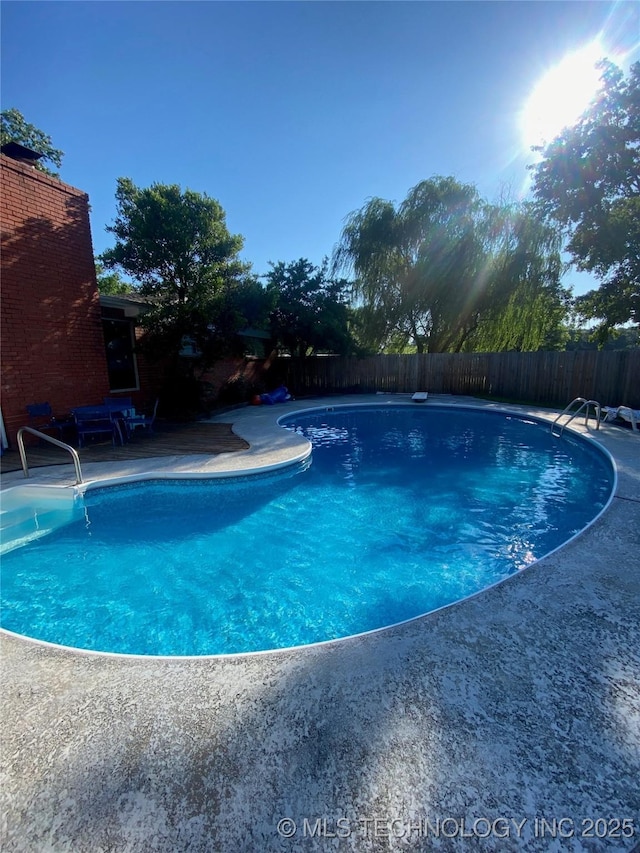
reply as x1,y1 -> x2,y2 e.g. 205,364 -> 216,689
1,406 -> 614,656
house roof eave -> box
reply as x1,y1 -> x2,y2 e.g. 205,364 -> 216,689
100,293 -> 151,318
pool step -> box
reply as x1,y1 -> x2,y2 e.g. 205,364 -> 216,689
0,486 -> 81,554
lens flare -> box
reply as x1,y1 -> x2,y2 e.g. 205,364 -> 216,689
521,41 -> 605,150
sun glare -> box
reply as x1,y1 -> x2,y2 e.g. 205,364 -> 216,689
521,41 -> 605,151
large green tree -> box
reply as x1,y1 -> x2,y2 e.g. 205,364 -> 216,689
101,178 -> 251,362
0,108 -> 64,177
200,275 -> 275,363
464,203 -> 570,351
531,60 -> 640,341
334,177 -> 567,353
266,258 -> 357,357
334,177 -> 488,353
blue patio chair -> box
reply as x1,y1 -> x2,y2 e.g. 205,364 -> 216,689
73,406 -> 122,448
103,396 -> 133,413
26,402 -> 71,440
124,398 -> 159,438
102,397 -> 135,442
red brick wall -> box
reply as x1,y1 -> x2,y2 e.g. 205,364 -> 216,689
1,155 -> 111,445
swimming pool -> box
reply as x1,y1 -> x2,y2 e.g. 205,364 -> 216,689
0,405 -> 615,656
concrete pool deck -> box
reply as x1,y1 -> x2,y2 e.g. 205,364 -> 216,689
1,395 -> 639,852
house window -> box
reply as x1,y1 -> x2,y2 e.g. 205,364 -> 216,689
103,318 -> 139,391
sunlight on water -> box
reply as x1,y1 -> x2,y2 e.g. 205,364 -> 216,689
0,407 -> 613,655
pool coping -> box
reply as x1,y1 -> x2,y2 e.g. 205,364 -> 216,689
1,394 -> 639,851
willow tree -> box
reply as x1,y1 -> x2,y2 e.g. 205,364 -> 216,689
464,203 -> 570,351
334,177 -> 568,353
334,177 -> 493,353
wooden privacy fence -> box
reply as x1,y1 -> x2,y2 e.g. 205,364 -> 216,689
274,351 -> 640,408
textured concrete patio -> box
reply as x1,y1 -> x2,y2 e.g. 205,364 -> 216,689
1,396 -> 639,852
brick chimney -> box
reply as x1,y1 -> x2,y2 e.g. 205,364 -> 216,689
1,141 -> 44,167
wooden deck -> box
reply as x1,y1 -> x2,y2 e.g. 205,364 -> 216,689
0,422 -> 249,475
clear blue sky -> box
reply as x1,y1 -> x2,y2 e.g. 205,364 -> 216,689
2,1 -> 638,296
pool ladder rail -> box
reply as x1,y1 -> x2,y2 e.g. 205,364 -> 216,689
551,398 -> 601,438
16,426 -> 84,485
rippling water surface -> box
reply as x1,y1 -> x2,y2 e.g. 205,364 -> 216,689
1,406 -> 614,655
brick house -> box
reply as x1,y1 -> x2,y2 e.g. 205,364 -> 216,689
0,145 -> 157,447
1,145 -> 273,449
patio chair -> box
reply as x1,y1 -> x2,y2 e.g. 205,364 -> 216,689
124,398 -> 159,438
618,407 -> 639,431
102,397 -> 135,442
73,406 -> 122,448
103,396 -> 133,414
602,406 -> 639,432
26,402 -> 72,440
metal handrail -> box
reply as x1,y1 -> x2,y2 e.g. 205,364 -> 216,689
551,397 -> 601,437
17,427 -> 84,484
